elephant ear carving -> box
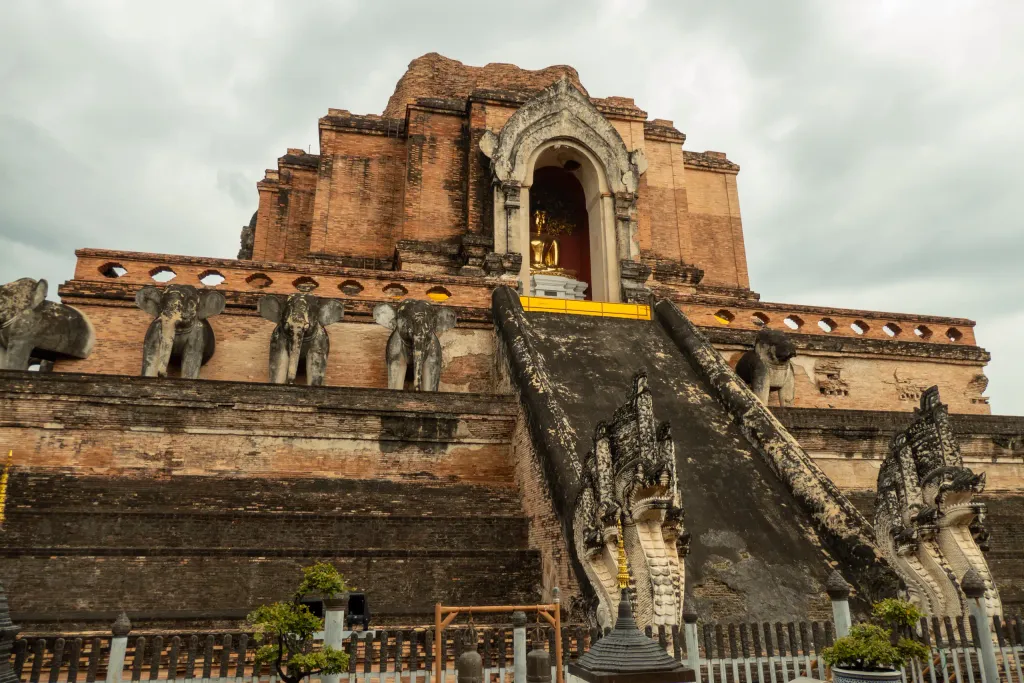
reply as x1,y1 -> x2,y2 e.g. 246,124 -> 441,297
317,299 -> 344,327
258,295 -> 285,324
197,290 -> 226,320
434,306 -> 457,335
373,303 -> 397,330
135,286 -> 163,318
0,278 -> 46,322
29,279 -> 47,309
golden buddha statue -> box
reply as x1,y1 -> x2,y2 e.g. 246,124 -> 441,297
530,211 -> 573,277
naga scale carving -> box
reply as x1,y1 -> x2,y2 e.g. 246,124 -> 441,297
874,385 -> 1000,616
574,370 -> 688,631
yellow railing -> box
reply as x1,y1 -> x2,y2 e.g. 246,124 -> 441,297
0,450 -> 11,527
519,296 -> 651,320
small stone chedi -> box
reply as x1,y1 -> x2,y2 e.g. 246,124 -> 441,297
736,328 -> 797,407
373,299 -> 456,392
258,293 -> 344,385
135,284 -> 225,379
874,386 -> 1000,616
569,516 -> 694,683
0,278 -> 94,371
574,370 -> 688,631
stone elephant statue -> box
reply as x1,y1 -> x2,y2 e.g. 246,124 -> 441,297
0,278 -> 94,370
735,328 -> 797,407
136,284 -> 225,379
373,299 -> 456,392
258,293 -> 344,385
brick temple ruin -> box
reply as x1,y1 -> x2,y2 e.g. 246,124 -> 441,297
1,52 -> 1022,632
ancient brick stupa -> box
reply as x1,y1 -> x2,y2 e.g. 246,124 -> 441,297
0,52 -> 1019,632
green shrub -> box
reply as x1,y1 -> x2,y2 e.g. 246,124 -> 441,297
247,562 -> 352,683
822,599 -> 930,671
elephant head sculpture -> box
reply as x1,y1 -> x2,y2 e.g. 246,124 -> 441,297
136,284 -> 225,379
735,328 -> 797,406
0,278 -> 94,370
258,293 -> 344,385
373,299 -> 456,392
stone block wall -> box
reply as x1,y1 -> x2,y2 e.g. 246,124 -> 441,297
0,373 -> 543,629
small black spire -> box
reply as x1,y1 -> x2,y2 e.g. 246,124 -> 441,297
569,589 -> 694,683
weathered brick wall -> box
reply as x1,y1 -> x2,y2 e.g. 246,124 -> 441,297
776,408 -> 1024,490
402,107 -> 467,244
0,373 -> 516,480
507,410 -> 581,608
639,136 -> 690,262
739,349 -> 988,414
682,163 -> 748,289
383,53 -> 586,119
246,54 -> 758,292
4,553 -> 540,624
0,375 -> 543,628
51,302 -> 495,393
309,125 -> 406,261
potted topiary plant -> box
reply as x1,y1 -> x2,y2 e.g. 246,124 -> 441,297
822,598 -> 930,683
247,562 -> 352,683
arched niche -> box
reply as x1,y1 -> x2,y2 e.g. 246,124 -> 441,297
481,77 -> 648,303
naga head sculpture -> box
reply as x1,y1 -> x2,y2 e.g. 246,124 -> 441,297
574,371 -> 687,631
874,386 -> 999,617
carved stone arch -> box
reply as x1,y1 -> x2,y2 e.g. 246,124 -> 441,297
485,77 -> 643,192
481,77 -> 650,303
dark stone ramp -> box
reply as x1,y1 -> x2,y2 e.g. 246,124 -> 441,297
493,288 -> 894,622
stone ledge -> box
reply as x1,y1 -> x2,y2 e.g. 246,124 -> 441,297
0,547 -> 539,558
702,327 -> 990,362
0,371 -> 515,417
773,407 -> 1024,434
0,371 -> 518,445
683,150 -> 740,174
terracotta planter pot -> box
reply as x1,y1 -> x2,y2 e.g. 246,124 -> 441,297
832,667 -> 903,683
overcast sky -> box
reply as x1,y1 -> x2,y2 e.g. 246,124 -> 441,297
1,0 -> 1021,414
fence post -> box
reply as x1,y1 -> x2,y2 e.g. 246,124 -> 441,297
323,596 -> 347,683
512,611 -> 527,683
106,612 -> 131,683
825,571 -> 852,638
963,569 -> 998,683
0,581 -> 21,683
683,610 -> 700,680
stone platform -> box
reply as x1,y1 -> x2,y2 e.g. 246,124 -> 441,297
0,372 -> 541,630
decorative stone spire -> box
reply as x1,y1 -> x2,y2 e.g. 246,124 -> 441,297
825,570 -> 852,600
616,517 -> 630,590
962,568 -> 987,600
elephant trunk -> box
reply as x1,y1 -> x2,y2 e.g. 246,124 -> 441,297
286,325 -> 304,383
156,311 -> 180,377
411,341 -> 427,391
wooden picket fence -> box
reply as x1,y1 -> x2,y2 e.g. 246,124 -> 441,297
12,614 -> 1024,683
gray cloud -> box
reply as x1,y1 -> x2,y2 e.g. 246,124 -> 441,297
1,0 -> 1020,413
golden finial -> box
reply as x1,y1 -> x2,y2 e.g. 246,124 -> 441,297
616,515 -> 630,589
0,450 -> 12,527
